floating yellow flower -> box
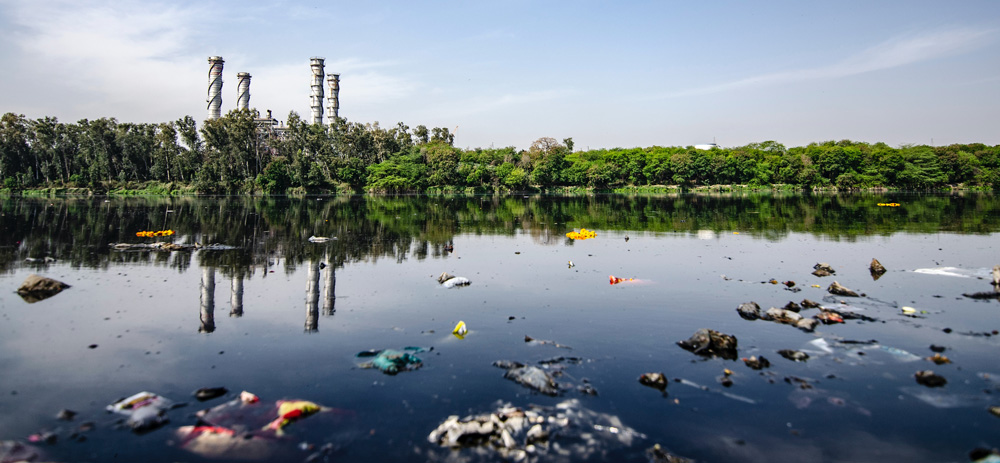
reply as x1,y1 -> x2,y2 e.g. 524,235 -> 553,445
136,230 -> 175,238
566,228 -> 597,240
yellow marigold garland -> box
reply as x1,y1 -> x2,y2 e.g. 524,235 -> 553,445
136,230 -> 175,238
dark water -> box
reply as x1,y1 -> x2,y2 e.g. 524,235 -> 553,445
1,193 -> 999,462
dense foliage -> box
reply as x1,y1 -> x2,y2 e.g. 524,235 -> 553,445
2,111 -> 998,193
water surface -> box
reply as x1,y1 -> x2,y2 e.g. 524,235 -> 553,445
1,193 -> 999,462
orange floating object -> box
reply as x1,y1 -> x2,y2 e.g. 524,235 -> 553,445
609,275 -> 635,285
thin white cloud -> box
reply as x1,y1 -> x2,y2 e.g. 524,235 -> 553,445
2,0 -> 209,121
658,27 -> 996,99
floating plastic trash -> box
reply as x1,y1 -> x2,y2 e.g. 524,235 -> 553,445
136,230 -> 175,237
877,202 -> 901,207
356,347 -> 426,374
438,272 -> 471,288
264,400 -> 322,432
427,399 -> 645,462
494,360 -> 560,395
524,335 -> 572,349
452,321 -> 468,340
0,441 -> 46,462
107,391 -> 175,432
307,235 -> 334,243
609,275 -> 635,285
565,228 -> 597,240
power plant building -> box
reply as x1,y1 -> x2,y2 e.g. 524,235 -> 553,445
205,56 -> 341,126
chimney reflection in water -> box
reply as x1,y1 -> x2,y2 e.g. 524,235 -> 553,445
230,275 -> 244,317
323,258 -> 336,316
305,260 -> 320,333
199,267 -> 216,333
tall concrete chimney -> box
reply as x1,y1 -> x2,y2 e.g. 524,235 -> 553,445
326,73 -> 340,120
309,57 -> 325,125
206,56 -> 224,120
236,72 -> 251,111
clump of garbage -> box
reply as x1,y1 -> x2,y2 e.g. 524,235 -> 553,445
174,391 -> 348,460
609,275 -> 637,285
438,272 -> 471,288
677,328 -> 739,360
0,440 -> 47,462
107,391 -> 178,433
356,347 -> 428,374
426,399 -> 645,462
494,360 -> 561,396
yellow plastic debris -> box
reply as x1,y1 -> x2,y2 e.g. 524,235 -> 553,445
453,321 -> 468,340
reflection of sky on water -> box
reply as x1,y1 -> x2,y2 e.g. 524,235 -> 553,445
1,201 -> 1000,461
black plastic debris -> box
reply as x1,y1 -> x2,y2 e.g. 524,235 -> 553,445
963,291 -> 1000,300
970,447 -> 1000,463
915,370 -> 948,388
646,443 -> 695,463
778,350 -> 809,362
194,387 -> 228,401
677,328 -> 739,360
639,372 -> 668,391
742,355 -> 771,370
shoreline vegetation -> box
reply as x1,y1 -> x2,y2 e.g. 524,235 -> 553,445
2,110 -> 998,195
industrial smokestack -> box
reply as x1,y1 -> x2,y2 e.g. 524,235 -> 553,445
206,56 -> 224,120
326,73 -> 340,120
236,72 -> 251,111
309,57 -> 325,125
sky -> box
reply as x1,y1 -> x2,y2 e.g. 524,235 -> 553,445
1,0 -> 998,151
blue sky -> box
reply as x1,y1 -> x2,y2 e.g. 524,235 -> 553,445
1,0 -> 998,150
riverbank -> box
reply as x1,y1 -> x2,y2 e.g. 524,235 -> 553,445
1,181 -> 992,197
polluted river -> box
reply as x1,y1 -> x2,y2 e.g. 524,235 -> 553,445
1,193 -> 999,463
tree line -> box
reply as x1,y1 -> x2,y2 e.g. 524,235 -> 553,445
2,110 -> 998,193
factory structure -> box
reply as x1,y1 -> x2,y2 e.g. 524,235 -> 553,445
205,56 -> 341,133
